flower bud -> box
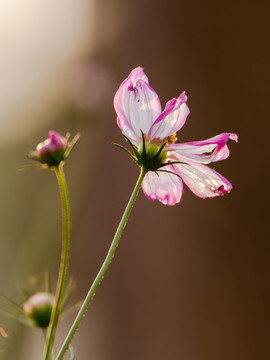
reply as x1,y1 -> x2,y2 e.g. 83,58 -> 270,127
34,131 -> 67,166
23,292 -> 55,328
28,131 -> 80,167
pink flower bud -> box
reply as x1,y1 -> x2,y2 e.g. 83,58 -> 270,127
28,130 -> 80,167
34,131 -> 67,166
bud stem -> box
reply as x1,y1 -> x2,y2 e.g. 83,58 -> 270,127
43,163 -> 71,360
56,167 -> 147,359
43,330 -> 55,360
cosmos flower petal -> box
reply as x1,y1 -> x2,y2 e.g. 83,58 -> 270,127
167,133 -> 238,164
114,67 -> 161,144
173,160 -> 232,198
142,167 -> 184,205
116,116 -> 138,144
128,66 -> 150,84
149,92 -> 190,140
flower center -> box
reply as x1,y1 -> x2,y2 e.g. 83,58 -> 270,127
165,133 -> 178,144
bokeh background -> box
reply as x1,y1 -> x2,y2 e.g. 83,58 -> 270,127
0,0 -> 269,359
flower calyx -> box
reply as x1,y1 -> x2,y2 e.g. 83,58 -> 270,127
28,131 -> 80,168
137,131 -> 168,172
114,131 -> 174,173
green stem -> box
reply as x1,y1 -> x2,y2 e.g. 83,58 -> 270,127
56,167 -> 147,359
43,163 -> 71,360
43,330 -> 54,360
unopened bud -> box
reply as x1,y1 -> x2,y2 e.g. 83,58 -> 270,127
28,131 -> 80,167
23,292 -> 55,328
35,131 -> 67,166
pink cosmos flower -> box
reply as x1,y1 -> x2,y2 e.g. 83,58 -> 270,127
114,67 -> 238,206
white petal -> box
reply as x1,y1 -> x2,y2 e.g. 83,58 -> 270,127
123,80 -> 161,141
167,133 -> 238,164
173,161 -> 232,198
116,116 -> 138,144
142,168 -> 183,206
149,93 -> 190,140
114,67 -> 161,145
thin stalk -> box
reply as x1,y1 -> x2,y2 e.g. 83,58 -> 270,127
43,163 -> 71,360
43,330 -> 55,360
56,167 -> 147,359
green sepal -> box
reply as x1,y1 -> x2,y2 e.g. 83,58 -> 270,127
121,133 -> 140,158
44,271 -> 51,293
0,307 -> 34,327
157,161 -> 185,169
156,169 -> 182,179
60,300 -> 82,321
63,133 -> 81,161
16,280 -> 32,300
61,278 -> 77,310
140,130 -> 146,157
0,295 -> 34,327
152,141 -> 167,161
112,143 -> 137,162
16,164 -> 48,172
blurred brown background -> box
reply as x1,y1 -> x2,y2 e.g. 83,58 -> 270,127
0,0 -> 269,359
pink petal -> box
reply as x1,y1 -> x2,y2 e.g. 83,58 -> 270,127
36,131 -> 67,157
173,160 -> 232,198
148,92 -> 190,140
167,133 -> 238,164
114,67 -> 161,145
128,66 -> 149,84
142,167 -> 183,206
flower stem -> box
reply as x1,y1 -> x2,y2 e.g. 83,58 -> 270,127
56,167 -> 147,359
43,163 -> 71,360
43,330 -> 55,360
